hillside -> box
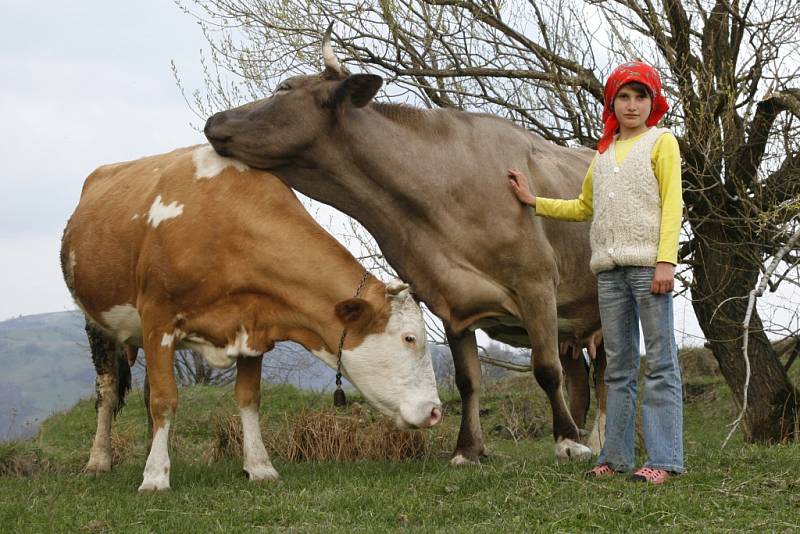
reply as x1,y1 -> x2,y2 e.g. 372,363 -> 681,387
0,311 -> 456,441
0,311 -> 93,441
1,368 -> 798,531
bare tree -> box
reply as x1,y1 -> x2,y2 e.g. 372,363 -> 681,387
175,0 -> 799,441
173,350 -> 236,386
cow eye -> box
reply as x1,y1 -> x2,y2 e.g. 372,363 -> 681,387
403,334 -> 417,344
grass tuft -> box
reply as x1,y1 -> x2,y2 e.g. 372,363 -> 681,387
207,413 -> 244,462
0,441 -> 51,476
208,404 -> 446,463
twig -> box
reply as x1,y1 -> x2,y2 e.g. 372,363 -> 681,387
477,346 -> 531,372
723,226 -> 800,448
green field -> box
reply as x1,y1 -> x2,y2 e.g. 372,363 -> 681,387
1,359 -> 799,533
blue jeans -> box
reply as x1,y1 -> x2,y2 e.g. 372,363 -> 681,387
596,266 -> 685,473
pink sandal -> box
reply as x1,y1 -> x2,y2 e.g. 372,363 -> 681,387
585,463 -> 616,478
630,467 -> 671,484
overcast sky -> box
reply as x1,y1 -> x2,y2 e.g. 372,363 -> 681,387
0,0 -> 749,348
0,1 -> 208,320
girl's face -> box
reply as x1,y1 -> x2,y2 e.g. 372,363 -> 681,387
613,84 -> 652,132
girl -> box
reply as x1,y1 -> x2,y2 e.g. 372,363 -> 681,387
508,61 -> 684,484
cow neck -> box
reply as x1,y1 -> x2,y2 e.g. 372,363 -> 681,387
333,269 -> 370,407
336,111 -> 462,318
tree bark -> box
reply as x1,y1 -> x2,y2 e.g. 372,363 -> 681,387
690,223 -> 799,442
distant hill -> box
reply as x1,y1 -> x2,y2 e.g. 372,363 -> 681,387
0,311 -> 455,442
0,311 -> 92,441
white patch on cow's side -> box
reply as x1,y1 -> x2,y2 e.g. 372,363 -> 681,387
555,438 -> 592,461
192,144 -> 249,180
240,405 -> 279,482
131,213 -> 140,220
100,304 -> 142,344
147,195 -> 184,228
139,422 -> 171,491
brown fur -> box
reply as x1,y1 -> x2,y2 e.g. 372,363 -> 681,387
204,66 -> 607,461
61,146 -> 400,474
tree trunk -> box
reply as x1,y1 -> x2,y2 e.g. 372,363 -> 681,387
690,224 -> 799,442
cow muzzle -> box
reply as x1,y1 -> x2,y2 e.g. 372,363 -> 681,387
398,401 -> 443,430
204,112 -> 233,156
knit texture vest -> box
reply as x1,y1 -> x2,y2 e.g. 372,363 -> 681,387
589,127 -> 670,274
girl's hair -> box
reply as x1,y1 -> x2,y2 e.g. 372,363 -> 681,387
617,81 -> 652,99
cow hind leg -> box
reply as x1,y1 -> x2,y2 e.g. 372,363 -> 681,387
447,329 -> 485,466
587,344 -> 608,454
522,293 -> 591,461
84,320 -> 131,475
138,318 -> 178,492
235,355 -> 279,482
561,347 -> 590,430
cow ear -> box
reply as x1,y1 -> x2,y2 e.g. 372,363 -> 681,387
331,74 -> 383,109
334,297 -> 375,330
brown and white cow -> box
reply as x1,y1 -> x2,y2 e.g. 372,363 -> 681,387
60,145 -> 442,491
204,30 -> 607,464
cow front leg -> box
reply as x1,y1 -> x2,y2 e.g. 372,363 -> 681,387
138,321 -> 178,492
587,344 -> 607,454
447,329 -> 484,465
235,355 -> 279,482
522,295 -> 591,461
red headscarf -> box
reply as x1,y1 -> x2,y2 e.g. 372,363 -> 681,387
597,61 -> 669,154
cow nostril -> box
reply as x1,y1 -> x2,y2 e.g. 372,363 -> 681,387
204,112 -> 231,142
429,407 -> 442,426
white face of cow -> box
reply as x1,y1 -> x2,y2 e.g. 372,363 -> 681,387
339,280 -> 441,429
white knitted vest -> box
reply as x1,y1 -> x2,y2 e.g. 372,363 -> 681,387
589,127 -> 670,274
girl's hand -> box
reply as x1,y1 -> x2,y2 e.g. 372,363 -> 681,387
508,168 -> 537,207
651,262 -> 675,294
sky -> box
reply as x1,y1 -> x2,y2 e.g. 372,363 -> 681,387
6,0 -> 792,350
0,0 -> 208,320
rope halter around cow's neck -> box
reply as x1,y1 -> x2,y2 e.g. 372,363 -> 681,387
333,270 -> 370,407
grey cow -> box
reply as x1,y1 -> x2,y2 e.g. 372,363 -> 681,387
204,29 -> 605,464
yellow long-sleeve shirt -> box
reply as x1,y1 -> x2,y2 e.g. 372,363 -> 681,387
536,130 -> 683,265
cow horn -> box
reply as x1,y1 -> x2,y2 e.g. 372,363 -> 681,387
322,23 -> 344,76
386,279 -> 410,297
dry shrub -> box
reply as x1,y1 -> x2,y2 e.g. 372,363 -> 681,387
680,346 -> 720,378
684,382 -> 719,404
110,430 -> 134,465
284,405 -> 431,462
0,444 -> 50,476
493,395 -> 549,441
208,405 -> 438,463
208,413 -> 243,463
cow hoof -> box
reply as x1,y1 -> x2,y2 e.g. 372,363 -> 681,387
449,454 -> 480,466
138,479 -> 170,492
555,439 -> 592,461
245,465 -> 280,482
85,460 -> 111,476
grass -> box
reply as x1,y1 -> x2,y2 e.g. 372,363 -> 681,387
1,355 -> 799,533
